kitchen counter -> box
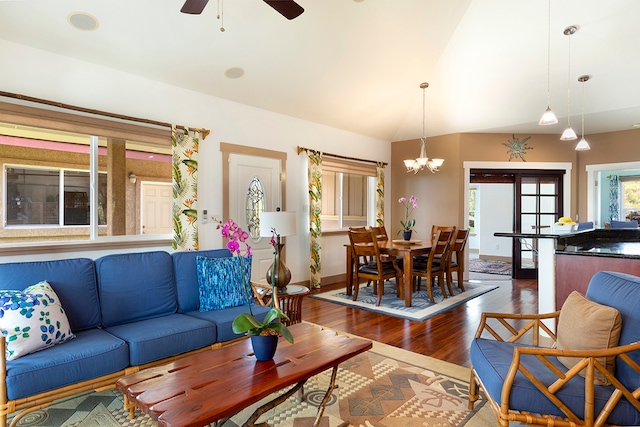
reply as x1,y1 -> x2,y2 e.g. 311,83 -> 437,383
495,228 -> 640,320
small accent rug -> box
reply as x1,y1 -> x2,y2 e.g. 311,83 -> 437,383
468,258 -> 512,275
9,330 -> 493,427
310,280 -> 498,321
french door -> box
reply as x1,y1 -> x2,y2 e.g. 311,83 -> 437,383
470,169 -> 564,279
513,172 -> 564,279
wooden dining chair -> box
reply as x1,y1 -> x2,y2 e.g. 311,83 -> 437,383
411,229 -> 452,303
348,228 -> 403,306
445,229 -> 469,295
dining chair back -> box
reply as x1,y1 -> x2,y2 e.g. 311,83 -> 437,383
412,229 -> 452,303
445,229 -> 470,294
348,228 -> 403,306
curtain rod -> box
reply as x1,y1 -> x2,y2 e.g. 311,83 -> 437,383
0,91 -> 210,140
296,145 -> 387,167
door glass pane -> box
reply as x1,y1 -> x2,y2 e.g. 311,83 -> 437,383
521,214 -> 537,231
540,196 -> 556,213
245,177 -> 265,239
521,178 -> 537,194
521,196 -> 537,212
540,214 -> 556,228
540,181 -> 556,195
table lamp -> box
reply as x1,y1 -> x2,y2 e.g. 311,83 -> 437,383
259,211 -> 297,291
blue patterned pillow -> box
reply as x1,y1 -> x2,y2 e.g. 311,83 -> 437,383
0,280 -> 75,360
196,256 -> 254,311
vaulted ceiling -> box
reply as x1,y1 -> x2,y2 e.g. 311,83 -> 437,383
1,0 -> 639,142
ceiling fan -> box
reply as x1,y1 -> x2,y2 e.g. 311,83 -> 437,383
180,0 -> 304,20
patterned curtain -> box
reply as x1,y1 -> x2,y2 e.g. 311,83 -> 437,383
375,162 -> 385,227
609,174 -> 620,222
308,151 -> 322,289
172,126 -> 200,251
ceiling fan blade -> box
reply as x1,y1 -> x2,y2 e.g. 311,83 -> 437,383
180,0 -> 210,14
263,0 -> 304,20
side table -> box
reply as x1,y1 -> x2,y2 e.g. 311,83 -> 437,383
251,282 -> 309,326
276,284 -> 310,325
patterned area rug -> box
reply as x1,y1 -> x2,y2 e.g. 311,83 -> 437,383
310,280 -> 498,321
9,331 -> 493,427
468,259 -> 512,275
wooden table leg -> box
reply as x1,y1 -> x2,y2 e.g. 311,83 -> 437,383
403,252 -> 412,307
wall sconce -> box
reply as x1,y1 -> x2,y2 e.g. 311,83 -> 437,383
128,173 -> 137,184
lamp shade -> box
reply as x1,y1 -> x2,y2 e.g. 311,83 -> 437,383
259,211 -> 297,237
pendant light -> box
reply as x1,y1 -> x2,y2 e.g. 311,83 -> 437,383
403,82 -> 444,174
538,0 -> 558,125
560,26 -> 578,141
575,74 -> 591,151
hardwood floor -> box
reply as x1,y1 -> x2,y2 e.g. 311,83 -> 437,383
301,276 -> 538,368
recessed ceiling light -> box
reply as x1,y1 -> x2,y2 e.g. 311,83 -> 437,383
224,67 -> 245,79
68,12 -> 99,32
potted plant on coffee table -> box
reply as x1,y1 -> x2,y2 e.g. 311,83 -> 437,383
219,219 -> 294,361
232,307 -> 294,361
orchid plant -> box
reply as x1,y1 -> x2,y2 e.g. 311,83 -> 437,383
398,195 -> 418,234
219,219 -> 293,344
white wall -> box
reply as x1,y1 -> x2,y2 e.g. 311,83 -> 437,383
0,40 -> 391,284
477,183 -> 513,258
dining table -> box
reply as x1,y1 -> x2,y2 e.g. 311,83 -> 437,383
345,238 -> 432,307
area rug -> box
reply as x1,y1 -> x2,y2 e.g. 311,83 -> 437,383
9,330 -> 493,427
310,280 -> 498,321
468,258 -> 512,275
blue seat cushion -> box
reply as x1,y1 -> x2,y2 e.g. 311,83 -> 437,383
96,251 -> 177,327
0,258 -> 100,331
470,338 -> 640,426
104,313 -> 216,365
173,249 -> 233,313
186,304 -> 270,342
6,328 -> 128,401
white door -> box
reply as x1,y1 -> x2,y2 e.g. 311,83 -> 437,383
229,154 -> 282,281
141,182 -> 172,235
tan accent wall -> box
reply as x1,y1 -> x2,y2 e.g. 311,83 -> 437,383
391,130 -> 639,237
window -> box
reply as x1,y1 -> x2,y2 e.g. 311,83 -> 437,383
621,176 -> 640,221
0,100 -> 171,245
6,167 -> 107,226
468,186 -> 477,232
320,158 -> 377,231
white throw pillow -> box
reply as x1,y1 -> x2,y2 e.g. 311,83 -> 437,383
0,280 -> 75,360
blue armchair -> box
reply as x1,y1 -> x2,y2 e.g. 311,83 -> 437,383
468,271 -> 640,426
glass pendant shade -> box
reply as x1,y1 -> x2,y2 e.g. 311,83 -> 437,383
575,74 -> 591,151
575,138 -> 590,151
538,107 -> 558,125
560,127 -> 577,140
539,0 -> 557,126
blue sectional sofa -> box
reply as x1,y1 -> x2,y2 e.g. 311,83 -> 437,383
0,249 -> 270,426
469,270 -> 640,426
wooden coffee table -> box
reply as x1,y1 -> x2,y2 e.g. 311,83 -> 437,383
116,323 -> 372,427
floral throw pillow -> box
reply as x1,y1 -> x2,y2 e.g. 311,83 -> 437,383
196,256 -> 254,311
0,280 -> 75,361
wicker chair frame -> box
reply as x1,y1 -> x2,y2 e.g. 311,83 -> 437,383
468,311 -> 640,427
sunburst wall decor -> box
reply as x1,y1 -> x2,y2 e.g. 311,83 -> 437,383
503,134 -> 532,161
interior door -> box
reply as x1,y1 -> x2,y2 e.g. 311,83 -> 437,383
140,182 -> 172,235
513,172 -> 564,279
228,153 -> 282,282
